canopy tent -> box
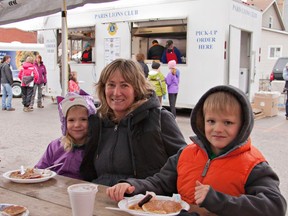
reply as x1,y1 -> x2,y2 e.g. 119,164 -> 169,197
0,0 -> 117,25
0,0 -> 117,96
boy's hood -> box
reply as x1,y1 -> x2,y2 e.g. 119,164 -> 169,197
190,85 -> 254,154
148,70 -> 159,76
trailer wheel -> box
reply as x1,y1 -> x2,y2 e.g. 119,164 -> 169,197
12,82 -> 22,98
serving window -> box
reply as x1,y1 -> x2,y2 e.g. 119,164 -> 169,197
131,18 -> 187,64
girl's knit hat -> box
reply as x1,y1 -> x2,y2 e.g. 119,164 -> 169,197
56,89 -> 96,135
168,60 -> 177,69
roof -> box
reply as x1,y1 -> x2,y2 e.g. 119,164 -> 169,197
246,0 -> 274,11
246,0 -> 285,30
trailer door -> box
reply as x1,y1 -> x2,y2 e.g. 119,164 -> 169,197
228,25 -> 241,88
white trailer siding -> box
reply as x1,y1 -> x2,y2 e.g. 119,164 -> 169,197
32,0 -> 262,108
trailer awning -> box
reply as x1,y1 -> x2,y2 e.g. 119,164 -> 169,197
0,0 -> 116,25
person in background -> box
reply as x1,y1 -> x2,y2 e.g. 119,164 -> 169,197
161,40 -> 182,64
0,55 -> 15,111
107,85 -> 287,216
18,56 -> 39,112
148,61 -> 167,105
30,54 -> 47,109
35,90 -> 96,179
282,63 -> 288,120
136,53 -> 149,78
165,60 -> 180,117
147,40 -> 164,61
80,58 -> 186,186
81,42 -> 92,63
68,71 -> 80,93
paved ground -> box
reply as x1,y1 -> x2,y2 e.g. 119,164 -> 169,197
0,97 -> 287,212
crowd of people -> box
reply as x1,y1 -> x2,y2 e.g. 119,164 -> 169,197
1,54 -> 287,215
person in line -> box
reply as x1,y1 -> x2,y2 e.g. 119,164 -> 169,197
161,40 -> 182,64
81,42 -> 92,63
18,56 -> 39,112
135,53 -> 149,78
30,54 -> 47,109
147,40 -> 164,61
80,58 -> 186,186
68,71 -> 80,93
282,62 -> 288,120
35,90 -> 96,179
165,60 -> 180,117
147,61 -> 167,106
0,55 -> 15,111
107,85 -> 287,216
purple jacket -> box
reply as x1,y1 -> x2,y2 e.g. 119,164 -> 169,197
35,138 -> 84,179
165,70 -> 180,94
34,61 -> 47,84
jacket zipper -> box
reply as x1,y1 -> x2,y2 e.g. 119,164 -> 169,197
201,159 -> 211,177
114,124 -> 118,131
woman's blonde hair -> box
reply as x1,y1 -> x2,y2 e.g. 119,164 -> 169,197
96,58 -> 153,120
26,56 -> 34,63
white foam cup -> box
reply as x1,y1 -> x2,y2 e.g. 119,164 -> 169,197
67,183 -> 98,216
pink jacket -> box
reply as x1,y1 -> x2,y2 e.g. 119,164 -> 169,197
18,62 -> 39,87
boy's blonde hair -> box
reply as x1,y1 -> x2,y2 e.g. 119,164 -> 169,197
203,91 -> 241,115
197,91 -> 242,134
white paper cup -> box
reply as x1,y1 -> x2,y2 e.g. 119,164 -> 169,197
67,183 -> 98,216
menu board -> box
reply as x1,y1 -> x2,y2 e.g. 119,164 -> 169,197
104,37 -> 120,65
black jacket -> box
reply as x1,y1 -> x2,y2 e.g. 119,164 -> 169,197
0,63 -> 13,85
80,92 -> 186,186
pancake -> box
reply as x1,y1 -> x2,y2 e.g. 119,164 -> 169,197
2,205 -> 27,216
142,200 -> 182,214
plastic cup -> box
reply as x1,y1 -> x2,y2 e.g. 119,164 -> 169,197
67,183 -> 98,216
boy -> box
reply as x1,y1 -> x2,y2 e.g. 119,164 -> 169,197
107,85 -> 287,216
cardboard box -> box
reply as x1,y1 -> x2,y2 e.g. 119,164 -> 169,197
253,91 -> 280,117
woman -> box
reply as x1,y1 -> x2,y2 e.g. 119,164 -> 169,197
80,58 -> 186,186
30,54 -> 47,109
18,56 -> 39,112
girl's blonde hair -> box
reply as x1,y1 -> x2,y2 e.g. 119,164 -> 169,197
96,58 -> 153,120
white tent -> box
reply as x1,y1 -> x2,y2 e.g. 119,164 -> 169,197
0,0 -> 117,96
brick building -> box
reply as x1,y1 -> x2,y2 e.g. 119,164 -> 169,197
0,28 -> 37,43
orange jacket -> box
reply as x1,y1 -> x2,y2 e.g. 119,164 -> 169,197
177,139 -> 266,204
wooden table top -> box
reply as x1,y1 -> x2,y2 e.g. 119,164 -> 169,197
0,168 -> 129,216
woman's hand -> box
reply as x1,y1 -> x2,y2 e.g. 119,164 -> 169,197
194,181 -> 210,205
106,183 -> 135,202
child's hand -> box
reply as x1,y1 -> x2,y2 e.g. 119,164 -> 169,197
172,68 -> 176,75
194,180 -> 210,205
106,183 -> 135,202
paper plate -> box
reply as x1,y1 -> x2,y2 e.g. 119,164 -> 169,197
2,169 -> 56,183
118,195 -> 189,216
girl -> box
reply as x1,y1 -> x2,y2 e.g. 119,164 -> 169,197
35,90 -> 96,179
